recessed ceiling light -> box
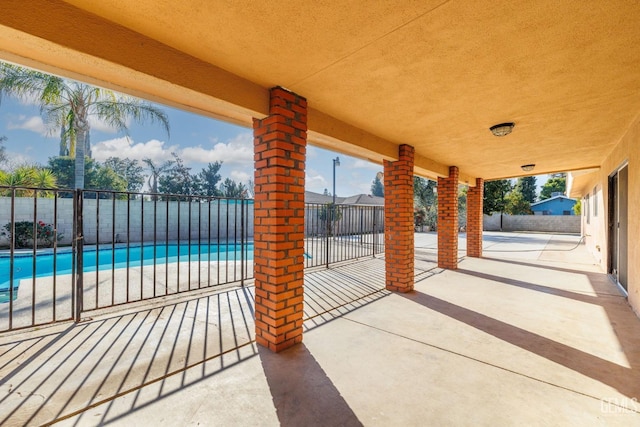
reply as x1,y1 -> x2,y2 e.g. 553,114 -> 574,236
521,164 -> 535,172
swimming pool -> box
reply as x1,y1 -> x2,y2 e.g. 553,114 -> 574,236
0,242 -> 254,296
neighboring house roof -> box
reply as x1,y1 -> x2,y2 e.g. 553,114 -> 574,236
341,194 -> 384,206
530,195 -> 576,207
305,191 -> 342,204
304,191 -> 384,206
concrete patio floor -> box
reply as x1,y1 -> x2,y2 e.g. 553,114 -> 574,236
1,232 -> 639,426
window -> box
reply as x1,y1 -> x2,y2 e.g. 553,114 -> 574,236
593,186 -> 598,217
585,194 -> 590,224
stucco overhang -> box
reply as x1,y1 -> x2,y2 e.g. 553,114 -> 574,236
0,1 -> 639,186
567,168 -> 601,198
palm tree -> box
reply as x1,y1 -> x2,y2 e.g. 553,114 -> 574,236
0,63 -> 170,189
0,165 -> 57,197
143,158 -> 174,196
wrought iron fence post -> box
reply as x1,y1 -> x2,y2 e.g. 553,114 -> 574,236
73,189 -> 84,322
372,206 -> 378,258
325,204 -> 331,268
240,198 -> 245,286
8,188 -> 16,330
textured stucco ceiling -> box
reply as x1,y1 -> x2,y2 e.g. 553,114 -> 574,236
1,0 -> 639,182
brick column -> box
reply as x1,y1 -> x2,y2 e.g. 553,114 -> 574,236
383,144 -> 415,292
466,178 -> 484,258
438,166 -> 459,269
253,87 -> 307,352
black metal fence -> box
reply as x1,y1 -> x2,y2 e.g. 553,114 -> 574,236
0,187 -> 384,333
303,203 -> 384,268
0,187 -> 75,332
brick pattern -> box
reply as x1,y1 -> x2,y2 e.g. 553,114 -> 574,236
438,166 -> 459,269
466,178 -> 484,258
383,144 -> 415,292
252,87 -> 307,352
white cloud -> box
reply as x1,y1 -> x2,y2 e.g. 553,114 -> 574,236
7,115 -> 50,136
181,132 -> 253,166
230,170 -> 251,183
91,131 -> 255,171
352,159 -> 382,170
3,152 -> 34,169
91,136 -> 177,163
305,169 -> 328,192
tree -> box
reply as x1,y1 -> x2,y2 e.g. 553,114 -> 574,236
483,180 -> 512,214
414,177 -> 438,230
246,179 -> 255,198
414,177 -> 436,209
158,153 -> 197,198
540,176 -> 566,200
0,63 -> 170,189
47,156 -> 124,192
458,185 -> 467,229
318,203 -> 342,236
220,178 -> 248,198
30,168 -> 58,197
0,135 -> 7,166
504,191 -> 532,215
91,166 -> 127,193
0,165 -> 57,197
371,173 -> 384,197
514,176 -> 537,203
47,157 -> 78,189
197,161 -> 223,197
103,157 -> 145,192
572,199 -> 582,215
143,157 -> 175,196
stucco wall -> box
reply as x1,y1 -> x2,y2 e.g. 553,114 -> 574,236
483,214 -> 581,234
573,116 -> 639,316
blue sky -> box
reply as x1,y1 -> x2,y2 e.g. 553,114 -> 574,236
0,94 -> 383,197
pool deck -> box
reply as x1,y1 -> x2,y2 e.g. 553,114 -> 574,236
0,232 -> 639,426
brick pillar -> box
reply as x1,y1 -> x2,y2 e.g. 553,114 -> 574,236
466,178 -> 484,258
253,87 -> 307,353
438,166 -> 459,269
383,144 -> 415,292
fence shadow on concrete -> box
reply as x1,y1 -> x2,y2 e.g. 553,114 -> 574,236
0,258 -> 389,426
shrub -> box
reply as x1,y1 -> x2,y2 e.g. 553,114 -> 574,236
1,220 -> 62,248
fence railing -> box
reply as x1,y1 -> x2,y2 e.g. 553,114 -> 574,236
0,187 -> 384,333
303,203 -> 384,268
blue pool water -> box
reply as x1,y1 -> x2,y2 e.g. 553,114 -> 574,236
0,242 -> 254,295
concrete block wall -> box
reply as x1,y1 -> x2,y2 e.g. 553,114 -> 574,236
0,197 -> 75,246
0,197 -> 254,247
304,205 -> 384,237
483,213 -> 581,234
82,198 -> 254,244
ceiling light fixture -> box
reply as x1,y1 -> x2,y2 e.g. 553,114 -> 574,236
489,122 -> 515,137
521,164 -> 535,172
